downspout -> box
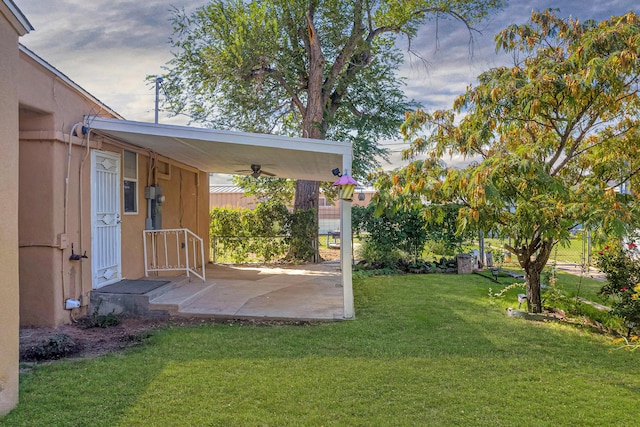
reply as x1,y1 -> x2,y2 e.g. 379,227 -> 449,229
64,124 -> 80,240
195,172 -> 200,237
63,123 -> 81,320
145,154 -> 154,230
78,124 -> 92,305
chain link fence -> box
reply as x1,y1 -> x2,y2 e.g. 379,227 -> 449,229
460,230 -> 598,273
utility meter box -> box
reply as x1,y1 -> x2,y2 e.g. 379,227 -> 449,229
144,186 -> 156,199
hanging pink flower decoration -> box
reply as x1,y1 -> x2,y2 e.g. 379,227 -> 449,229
332,174 -> 359,186
333,174 -> 360,201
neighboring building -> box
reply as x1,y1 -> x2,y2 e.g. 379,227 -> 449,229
209,184 -> 259,209
0,0 -> 32,416
318,187 -> 374,234
17,46 -> 210,328
210,184 -> 375,234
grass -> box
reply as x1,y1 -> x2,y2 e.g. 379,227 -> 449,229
4,274 -> 639,426
546,268 -> 606,303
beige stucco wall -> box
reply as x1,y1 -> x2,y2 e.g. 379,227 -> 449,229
17,55 -> 210,327
16,47 -> 121,326
103,143 -> 210,281
0,2 -> 27,417
18,137 -> 75,326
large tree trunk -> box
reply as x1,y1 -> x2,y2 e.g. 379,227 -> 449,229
524,265 -> 543,313
511,238 -> 554,314
294,81 -> 323,261
293,180 -> 320,262
288,8 -> 325,262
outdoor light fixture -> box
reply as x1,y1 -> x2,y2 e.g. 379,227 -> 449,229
491,267 -> 499,282
333,172 -> 359,201
358,189 -> 365,201
332,168 -> 342,177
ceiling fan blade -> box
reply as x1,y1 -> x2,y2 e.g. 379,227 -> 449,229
234,165 -> 276,178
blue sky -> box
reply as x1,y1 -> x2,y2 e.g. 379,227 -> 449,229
16,0 -> 638,170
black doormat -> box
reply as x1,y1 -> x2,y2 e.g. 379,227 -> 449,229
96,280 -> 170,294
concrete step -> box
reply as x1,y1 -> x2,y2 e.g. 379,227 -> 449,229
143,275 -> 190,300
149,281 -> 216,313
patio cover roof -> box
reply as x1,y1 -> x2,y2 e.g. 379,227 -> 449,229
86,116 -> 351,181
86,115 -> 355,319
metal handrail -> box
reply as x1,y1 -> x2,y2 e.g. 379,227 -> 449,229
143,228 -> 205,281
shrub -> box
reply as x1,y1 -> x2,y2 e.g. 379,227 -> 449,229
352,204 -> 427,265
87,312 -> 121,328
210,202 -> 317,263
425,240 -> 448,257
357,240 -> 406,269
594,242 -> 640,334
423,203 -> 473,256
282,208 -> 317,262
21,334 -> 82,361
82,301 -> 121,328
210,202 -> 290,263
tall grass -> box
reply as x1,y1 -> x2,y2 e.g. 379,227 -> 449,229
4,274 -> 638,426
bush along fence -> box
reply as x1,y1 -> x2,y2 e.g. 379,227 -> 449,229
210,202 -> 316,263
211,201 -> 600,272
595,242 -> 640,337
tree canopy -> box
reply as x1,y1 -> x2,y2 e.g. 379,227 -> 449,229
158,0 -> 504,261
376,9 -> 640,312
160,0 -> 504,179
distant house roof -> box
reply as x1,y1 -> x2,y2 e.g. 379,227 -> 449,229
210,185 -> 245,194
210,184 -> 375,194
19,44 -> 123,120
1,0 -> 33,35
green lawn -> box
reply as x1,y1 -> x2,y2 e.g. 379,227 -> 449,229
4,273 -> 639,426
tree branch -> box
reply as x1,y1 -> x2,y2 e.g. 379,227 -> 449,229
324,0 -> 366,105
549,95 -> 598,176
606,164 -> 640,192
252,67 -> 306,115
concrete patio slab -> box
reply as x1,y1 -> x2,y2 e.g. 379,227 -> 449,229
148,263 -> 345,321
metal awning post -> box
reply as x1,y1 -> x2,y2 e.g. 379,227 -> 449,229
339,155 -> 355,319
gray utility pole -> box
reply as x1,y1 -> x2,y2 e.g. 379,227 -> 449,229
155,77 -> 163,124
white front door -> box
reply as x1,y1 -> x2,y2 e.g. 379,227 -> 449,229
91,150 -> 122,289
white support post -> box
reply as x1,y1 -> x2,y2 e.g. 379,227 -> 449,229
340,154 -> 355,319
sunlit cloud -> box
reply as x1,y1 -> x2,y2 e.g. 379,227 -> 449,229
15,0 -> 638,171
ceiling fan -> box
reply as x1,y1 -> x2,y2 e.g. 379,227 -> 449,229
236,164 -> 276,178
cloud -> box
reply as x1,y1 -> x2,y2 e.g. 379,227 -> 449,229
15,0 -> 639,171
395,0 -> 637,117
19,0 -> 201,51
18,0 -> 203,122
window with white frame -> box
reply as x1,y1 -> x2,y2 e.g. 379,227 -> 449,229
123,150 -> 138,214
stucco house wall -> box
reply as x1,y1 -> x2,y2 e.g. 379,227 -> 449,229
17,48 -> 209,328
0,0 -> 31,416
